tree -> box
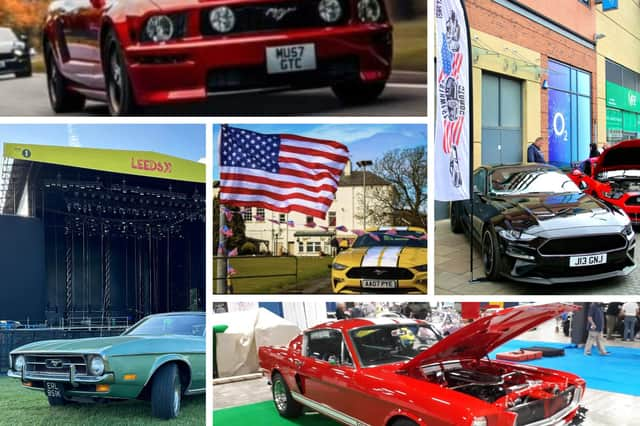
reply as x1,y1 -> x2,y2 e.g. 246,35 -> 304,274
0,0 -> 49,47
213,196 -> 247,254
360,146 -> 427,228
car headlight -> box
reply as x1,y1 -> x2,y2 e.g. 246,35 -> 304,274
210,6 -> 235,33
14,355 -> 25,371
499,229 -> 537,242
623,224 -> 635,239
603,191 -> 624,200
471,417 -> 488,426
318,0 -> 342,23
358,0 -> 382,23
145,15 -> 174,42
29,47 -> 36,57
413,264 -> 428,272
332,262 -> 348,271
13,49 -> 24,57
89,356 -> 105,376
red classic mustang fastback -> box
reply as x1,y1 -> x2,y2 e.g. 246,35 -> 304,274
258,303 -> 586,426
42,0 -> 392,115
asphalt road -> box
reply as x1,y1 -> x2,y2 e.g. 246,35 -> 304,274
0,72 -> 426,116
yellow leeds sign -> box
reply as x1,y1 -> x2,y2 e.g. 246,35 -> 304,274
2,143 -> 205,183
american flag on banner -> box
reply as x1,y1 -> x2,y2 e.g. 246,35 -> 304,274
219,125 -> 349,219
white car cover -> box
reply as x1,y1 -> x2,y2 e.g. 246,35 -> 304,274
214,308 -> 301,378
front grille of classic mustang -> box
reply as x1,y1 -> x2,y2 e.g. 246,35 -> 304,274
538,234 -> 627,256
346,267 -> 414,280
23,354 -> 88,376
200,0 -> 351,36
510,387 -> 575,425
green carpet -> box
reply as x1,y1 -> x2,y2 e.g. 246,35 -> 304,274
214,401 -> 339,425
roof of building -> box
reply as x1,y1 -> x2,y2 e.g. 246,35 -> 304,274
339,171 -> 390,187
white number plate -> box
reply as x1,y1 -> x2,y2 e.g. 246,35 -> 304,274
45,382 -> 64,398
361,279 -> 397,289
569,254 -> 607,267
0,60 -> 5,69
266,44 -> 316,74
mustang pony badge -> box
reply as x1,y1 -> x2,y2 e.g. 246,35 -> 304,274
265,7 -> 297,21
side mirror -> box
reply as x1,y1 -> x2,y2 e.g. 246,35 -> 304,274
579,181 -> 588,190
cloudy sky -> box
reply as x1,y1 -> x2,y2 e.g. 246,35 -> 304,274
212,123 -> 427,179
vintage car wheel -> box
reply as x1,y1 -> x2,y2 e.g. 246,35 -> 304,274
332,81 -> 386,105
151,363 -> 182,419
450,202 -> 464,234
45,42 -> 86,113
271,372 -> 302,418
104,30 -> 138,116
482,228 -> 506,281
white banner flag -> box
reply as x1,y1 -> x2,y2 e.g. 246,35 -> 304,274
435,0 -> 471,201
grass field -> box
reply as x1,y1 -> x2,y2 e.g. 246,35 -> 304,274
393,18 -> 427,72
0,376 -> 204,426
215,256 -> 332,294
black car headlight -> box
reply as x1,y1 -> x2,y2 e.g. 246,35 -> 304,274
499,229 -> 537,242
318,0 -> 343,23
332,262 -> 348,271
141,14 -> 186,42
357,0 -> 382,23
89,356 -> 105,376
14,355 -> 25,371
623,224 -> 634,240
12,48 -> 24,57
209,6 -> 236,33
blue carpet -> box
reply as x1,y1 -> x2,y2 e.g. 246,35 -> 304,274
490,339 -> 640,396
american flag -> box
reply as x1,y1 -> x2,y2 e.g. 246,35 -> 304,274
219,125 -> 349,219
439,36 -> 465,154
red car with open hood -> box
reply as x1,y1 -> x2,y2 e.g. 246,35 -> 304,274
570,139 -> 640,224
42,0 -> 392,115
258,303 -> 586,426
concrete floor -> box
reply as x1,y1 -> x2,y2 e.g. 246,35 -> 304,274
435,219 -> 640,295
213,320 -> 639,425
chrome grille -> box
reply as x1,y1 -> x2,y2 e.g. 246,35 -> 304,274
24,354 -> 87,375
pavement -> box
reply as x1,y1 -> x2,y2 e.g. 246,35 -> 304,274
435,219 -> 640,295
0,71 -> 426,116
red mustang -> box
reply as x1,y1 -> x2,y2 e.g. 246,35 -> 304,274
259,303 -> 586,426
569,139 -> 640,224
43,0 -> 392,115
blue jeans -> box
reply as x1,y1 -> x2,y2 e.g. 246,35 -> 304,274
623,316 -> 637,340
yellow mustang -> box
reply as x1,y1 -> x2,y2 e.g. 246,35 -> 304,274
331,227 -> 427,294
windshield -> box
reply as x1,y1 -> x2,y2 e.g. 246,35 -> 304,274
0,28 -> 17,42
352,231 -> 427,248
350,324 -> 441,367
123,314 -> 205,337
489,168 -> 580,195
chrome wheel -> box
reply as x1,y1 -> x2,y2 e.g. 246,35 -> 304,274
172,381 -> 181,415
47,48 -> 58,105
482,231 -> 494,275
273,379 -> 288,412
107,47 -> 123,113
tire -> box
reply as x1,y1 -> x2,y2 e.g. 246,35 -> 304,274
332,81 -> 386,105
151,363 -> 182,420
392,419 -> 418,426
104,30 -> 138,116
271,372 -> 302,418
45,42 -> 85,113
450,202 -> 463,234
481,227 -> 507,281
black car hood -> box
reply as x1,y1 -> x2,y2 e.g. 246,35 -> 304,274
493,192 -> 625,233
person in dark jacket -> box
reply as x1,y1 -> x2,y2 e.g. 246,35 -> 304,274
589,143 -> 600,158
606,302 -> 621,340
336,303 -> 347,320
527,137 -> 546,163
584,302 -> 609,356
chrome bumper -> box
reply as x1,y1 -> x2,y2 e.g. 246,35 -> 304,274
7,368 -> 114,385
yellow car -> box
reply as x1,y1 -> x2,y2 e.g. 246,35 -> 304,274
331,227 -> 427,294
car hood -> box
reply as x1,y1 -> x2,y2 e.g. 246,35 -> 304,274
494,192 -> 625,232
335,246 -> 427,268
148,0 -> 234,9
0,40 -> 20,54
593,139 -> 640,175
401,303 -> 580,372
11,336 -> 149,354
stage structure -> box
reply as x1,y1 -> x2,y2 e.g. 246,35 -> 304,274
0,143 -> 206,326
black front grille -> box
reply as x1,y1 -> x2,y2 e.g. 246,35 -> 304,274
200,0 -> 351,36
538,234 -> 627,256
0,52 -> 15,60
625,196 -> 640,206
510,387 -> 575,426
207,55 -> 359,92
346,267 -> 414,280
25,354 -> 87,375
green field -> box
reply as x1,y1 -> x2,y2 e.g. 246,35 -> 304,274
215,256 -> 332,294
393,19 -> 427,72
0,376 -> 204,426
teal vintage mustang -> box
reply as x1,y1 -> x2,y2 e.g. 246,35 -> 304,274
7,312 -> 205,419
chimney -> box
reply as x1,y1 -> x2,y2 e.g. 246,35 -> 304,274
344,160 -> 352,176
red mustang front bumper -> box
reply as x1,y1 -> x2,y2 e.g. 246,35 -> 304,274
123,24 -> 392,106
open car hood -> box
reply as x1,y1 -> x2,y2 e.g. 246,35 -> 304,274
402,303 -> 580,371
593,139 -> 640,175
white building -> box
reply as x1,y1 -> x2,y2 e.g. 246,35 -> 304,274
240,161 -> 393,256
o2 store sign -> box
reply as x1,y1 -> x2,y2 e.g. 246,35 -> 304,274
548,89 -> 571,165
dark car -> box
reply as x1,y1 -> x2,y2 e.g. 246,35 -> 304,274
450,163 -> 636,284
0,27 -> 33,78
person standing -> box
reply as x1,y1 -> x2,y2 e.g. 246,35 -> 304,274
589,143 -> 600,158
336,303 -> 347,320
621,301 -> 639,341
584,302 -> 609,356
527,137 -> 546,163
606,302 -> 622,340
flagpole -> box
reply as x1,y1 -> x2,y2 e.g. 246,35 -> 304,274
216,125 -> 228,294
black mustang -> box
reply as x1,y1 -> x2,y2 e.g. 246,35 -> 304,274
0,27 -> 32,78
450,164 -> 636,284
